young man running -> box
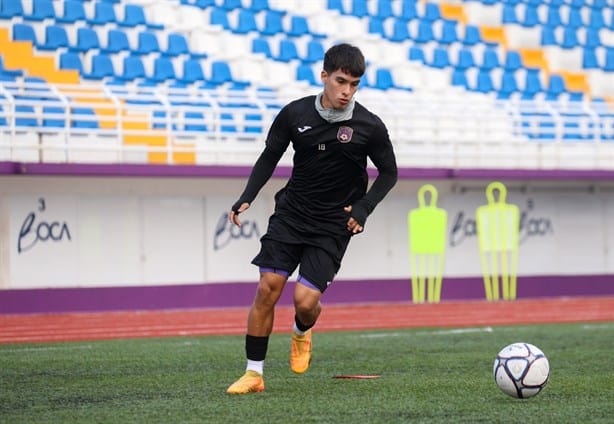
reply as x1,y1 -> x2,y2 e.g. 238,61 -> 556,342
227,43 -> 398,394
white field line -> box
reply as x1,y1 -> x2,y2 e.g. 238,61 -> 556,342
358,327 -> 494,338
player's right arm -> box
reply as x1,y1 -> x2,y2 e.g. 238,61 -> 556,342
229,105 -> 292,227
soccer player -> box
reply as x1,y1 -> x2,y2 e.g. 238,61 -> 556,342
226,43 -> 398,394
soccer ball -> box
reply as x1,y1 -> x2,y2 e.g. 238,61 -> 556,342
493,342 -> 549,399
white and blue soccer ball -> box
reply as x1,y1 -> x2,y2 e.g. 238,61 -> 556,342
493,342 -> 550,399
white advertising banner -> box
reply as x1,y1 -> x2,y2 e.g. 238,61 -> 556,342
2,178 -> 614,289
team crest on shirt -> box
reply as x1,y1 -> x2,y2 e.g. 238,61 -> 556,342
337,126 -> 353,143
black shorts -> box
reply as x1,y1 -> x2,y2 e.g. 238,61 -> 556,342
251,216 -> 352,293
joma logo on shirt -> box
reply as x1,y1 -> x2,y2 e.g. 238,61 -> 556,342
337,126 -> 353,143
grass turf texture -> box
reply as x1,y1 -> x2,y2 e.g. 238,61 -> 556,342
1,322 -> 613,423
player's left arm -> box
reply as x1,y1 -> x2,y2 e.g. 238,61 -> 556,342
348,118 -> 398,228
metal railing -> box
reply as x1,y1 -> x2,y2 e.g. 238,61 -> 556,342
0,81 -> 613,169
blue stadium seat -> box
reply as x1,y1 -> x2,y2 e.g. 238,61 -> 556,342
59,52 -> 83,73
368,17 -> 386,37
328,0 -> 345,14
15,105 -> 38,127
193,0 -> 215,8
303,39 -> 325,63
163,33 -> 190,57
120,56 -> 146,81
545,5 -> 562,27
408,46 -> 426,64
522,69 -> 542,99
0,0 -> 23,19
462,25 -> 481,46
583,28 -> 601,48
210,7 -> 231,30
249,0 -> 270,12
119,4 -> 163,29
504,51 -> 522,71
70,27 -> 100,53
83,54 -> 116,80
102,29 -> 130,54
234,9 -> 258,34
375,0 -> 393,18
351,0 -> 368,17
296,63 -> 317,85
24,0 -> 56,21
502,3 -> 518,24
438,20 -> 459,44
423,3 -> 440,21
209,60 -> 234,85
277,39 -> 299,62
71,107 -> 98,129
134,31 -> 160,55
39,25 -> 69,51
88,1 -> 117,26
521,3 -> 539,27
588,7 -> 605,29
455,48 -> 475,69
221,0 -> 241,9
373,68 -> 396,90
567,6 -> 584,28
184,111 -> 207,131
480,48 -> 500,70
287,16 -> 321,38
57,0 -> 86,23
389,18 -> 410,42
252,37 -> 273,58
400,0 -> 417,20
149,57 -> 176,83
42,106 -> 66,128
451,69 -> 469,89
415,20 -> 435,43
430,48 -> 450,68
540,25 -> 557,46
245,112 -> 263,133
604,47 -> 614,72
545,74 -> 566,100
177,58 -> 205,83
12,23 -> 37,45
259,10 -> 284,35
561,27 -> 579,49
582,47 -> 599,69
475,69 -> 494,93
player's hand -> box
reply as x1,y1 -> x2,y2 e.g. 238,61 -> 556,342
230,202 -> 250,227
344,205 -> 364,234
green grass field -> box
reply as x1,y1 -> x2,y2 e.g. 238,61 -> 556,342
1,322 -> 613,423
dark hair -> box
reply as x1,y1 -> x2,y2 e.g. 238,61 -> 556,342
323,43 -> 366,77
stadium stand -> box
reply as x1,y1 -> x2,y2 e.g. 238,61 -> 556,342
0,0 -> 612,169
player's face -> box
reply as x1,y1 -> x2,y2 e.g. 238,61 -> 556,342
320,69 -> 361,110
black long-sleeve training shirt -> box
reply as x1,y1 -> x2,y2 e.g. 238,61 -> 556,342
235,95 -> 398,236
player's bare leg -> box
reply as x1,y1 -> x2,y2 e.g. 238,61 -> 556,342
290,283 -> 321,373
227,271 -> 287,394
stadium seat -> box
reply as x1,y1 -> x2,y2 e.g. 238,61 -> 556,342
208,60 -> 234,85
0,0 -> 24,19
504,51 -> 522,71
521,3 -> 539,27
39,25 -> 69,51
502,3 -> 518,24
57,0 -> 86,24
102,29 -> 130,54
70,27 -> 100,53
438,20 -> 459,45
408,46 -> 426,64
134,31 -> 161,55
455,48 -> 475,69
296,63 -> 317,85
350,0 -> 369,17
451,68 -> 469,89
42,106 -> 66,128
12,23 -> 37,45
423,3 -> 440,21
234,9 -> 258,34
375,0 -> 394,18
372,68 -> 396,90
475,69 -> 494,93
368,16 -> 386,37
277,39 -> 299,62
545,74 -> 566,100
83,54 -> 116,80
259,10 -> 285,36
430,48 -> 450,69
221,0 -> 242,9
71,107 -> 98,129
328,0 -> 345,14
522,69 -> 543,99
15,105 -> 38,127
414,20 -> 435,43
163,33 -> 190,57
303,39 -> 325,63
561,27 -> 579,49
480,48 -> 500,70
252,37 -> 273,58
120,56 -> 146,81
119,4 -> 164,29
87,1 -> 117,26
150,57 -> 176,83
462,25 -> 481,46
210,7 -> 232,30
59,52 -> 83,73
400,0 -> 417,20
389,18 -> 410,42
24,0 -> 56,21
582,47 -> 599,69
184,111 -> 207,131
545,5 -> 562,27
248,0 -> 270,12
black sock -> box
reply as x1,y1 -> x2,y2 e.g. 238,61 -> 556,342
245,335 -> 269,361
295,314 -> 314,332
